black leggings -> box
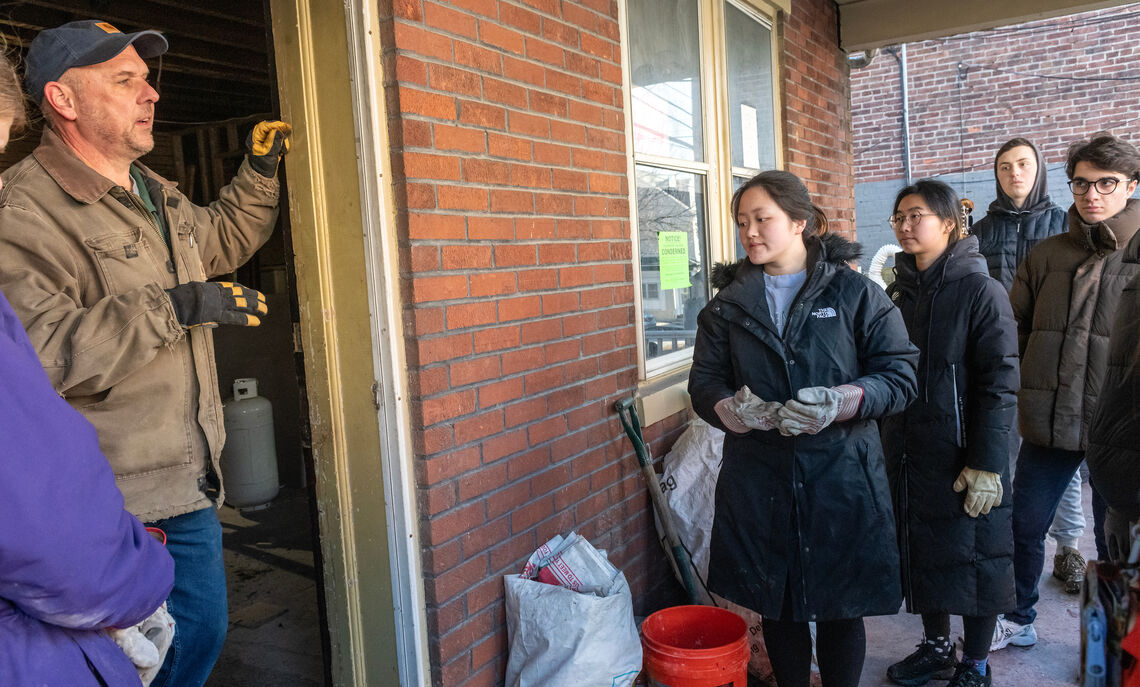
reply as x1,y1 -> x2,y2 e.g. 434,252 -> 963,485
922,613 -> 998,660
761,587 -> 866,687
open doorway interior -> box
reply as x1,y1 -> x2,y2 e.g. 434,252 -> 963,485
1,3 -> 327,685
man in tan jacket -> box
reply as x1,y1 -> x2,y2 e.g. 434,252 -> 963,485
0,20 -> 290,687
991,132 -> 1140,652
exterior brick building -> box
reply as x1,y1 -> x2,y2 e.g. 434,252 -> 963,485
382,0 -> 853,683
851,3 -> 1140,265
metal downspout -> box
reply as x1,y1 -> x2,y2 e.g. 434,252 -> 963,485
888,45 -> 913,185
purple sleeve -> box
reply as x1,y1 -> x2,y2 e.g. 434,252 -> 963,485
0,290 -> 174,630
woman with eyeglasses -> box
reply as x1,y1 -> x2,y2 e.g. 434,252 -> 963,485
689,170 -> 918,687
880,179 -> 1018,687
993,132 -> 1140,653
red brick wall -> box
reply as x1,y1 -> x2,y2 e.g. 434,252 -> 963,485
783,0 -> 855,238
852,3 -> 1140,183
378,0 -> 851,684
380,1 -> 654,684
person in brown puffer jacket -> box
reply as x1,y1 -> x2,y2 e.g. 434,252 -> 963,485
991,133 -> 1140,652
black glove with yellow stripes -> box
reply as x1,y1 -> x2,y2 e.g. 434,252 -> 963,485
245,120 -> 292,177
165,281 -> 267,328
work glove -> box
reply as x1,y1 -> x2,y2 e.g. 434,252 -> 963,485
245,120 -> 292,177
953,467 -> 1002,518
166,281 -> 267,328
714,386 -> 783,434
108,603 -> 175,686
777,384 -> 863,436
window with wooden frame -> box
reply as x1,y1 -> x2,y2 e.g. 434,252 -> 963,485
624,0 -> 781,379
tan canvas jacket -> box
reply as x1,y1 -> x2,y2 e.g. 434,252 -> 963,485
0,128 -> 280,521
1010,199 -> 1140,451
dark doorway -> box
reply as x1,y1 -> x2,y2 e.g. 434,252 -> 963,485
1,3 -> 327,684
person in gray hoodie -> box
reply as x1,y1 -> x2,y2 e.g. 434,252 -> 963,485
971,138 -> 1089,595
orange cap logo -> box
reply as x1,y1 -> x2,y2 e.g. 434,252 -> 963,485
95,22 -> 121,34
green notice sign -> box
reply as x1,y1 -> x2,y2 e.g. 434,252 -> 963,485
658,231 -> 691,290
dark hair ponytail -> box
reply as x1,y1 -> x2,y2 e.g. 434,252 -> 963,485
731,170 -> 829,239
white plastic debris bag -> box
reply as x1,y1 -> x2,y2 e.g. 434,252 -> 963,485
655,417 -> 724,587
504,533 -> 642,687
520,532 -> 621,597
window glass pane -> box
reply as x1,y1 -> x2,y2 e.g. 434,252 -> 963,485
628,0 -> 703,161
636,165 -> 708,361
725,2 -> 775,171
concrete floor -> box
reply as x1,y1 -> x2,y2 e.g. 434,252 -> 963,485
205,487 -> 326,687
198,484 -> 1094,687
861,480 -> 1096,686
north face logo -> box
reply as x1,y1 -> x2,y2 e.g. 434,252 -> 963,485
811,307 -> 837,319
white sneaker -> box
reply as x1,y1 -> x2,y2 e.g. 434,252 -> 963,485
990,616 -> 1037,651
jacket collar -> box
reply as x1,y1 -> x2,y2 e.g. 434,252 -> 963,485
894,235 -> 987,292
1067,198 -> 1140,253
715,236 -> 838,328
1124,223 -> 1140,264
32,127 -> 177,205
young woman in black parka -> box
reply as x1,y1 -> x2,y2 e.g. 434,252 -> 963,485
880,180 -> 1019,687
689,170 -> 919,687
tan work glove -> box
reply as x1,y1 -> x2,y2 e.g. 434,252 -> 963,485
246,120 -> 292,177
953,467 -> 1003,517
714,386 -> 783,434
109,603 -> 176,686
776,384 -> 863,436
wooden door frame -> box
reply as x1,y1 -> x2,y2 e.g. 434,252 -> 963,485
267,1 -> 428,684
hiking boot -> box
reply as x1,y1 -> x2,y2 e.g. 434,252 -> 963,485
886,639 -> 957,685
990,616 -> 1037,651
1053,546 -> 1086,594
948,662 -> 992,687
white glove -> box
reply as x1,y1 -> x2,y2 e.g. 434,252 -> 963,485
109,603 -> 175,686
714,386 -> 783,433
777,384 -> 863,436
953,467 -> 1003,517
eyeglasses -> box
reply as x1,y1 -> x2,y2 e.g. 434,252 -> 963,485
888,211 -> 936,229
1068,177 -> 1130,195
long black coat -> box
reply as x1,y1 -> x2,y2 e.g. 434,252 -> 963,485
689,236 -> 919,622
1087,229 -> 1140,513
881,236 -> 1018,616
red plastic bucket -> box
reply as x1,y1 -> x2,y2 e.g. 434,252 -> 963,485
641,605 -> 750,687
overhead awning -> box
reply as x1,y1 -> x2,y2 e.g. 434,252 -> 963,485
838,0 -> 1133,51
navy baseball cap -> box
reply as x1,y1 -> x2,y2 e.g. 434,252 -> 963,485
25,20 -> 168,99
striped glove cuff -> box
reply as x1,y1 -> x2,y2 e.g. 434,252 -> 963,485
833,384 -> 864,422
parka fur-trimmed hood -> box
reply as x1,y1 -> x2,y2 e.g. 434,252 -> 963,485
710,232 -> 864,289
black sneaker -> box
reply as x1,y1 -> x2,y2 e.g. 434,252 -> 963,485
948,662 -> 992,687
886,640 -> 957,686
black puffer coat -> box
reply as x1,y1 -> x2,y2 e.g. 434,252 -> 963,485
689,234 -> 919,622
1087,229 -> 1140,512
972,199 -> 1067,290
881,236 -> 1018,616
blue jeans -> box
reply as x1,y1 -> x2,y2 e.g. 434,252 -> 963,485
1008,443 -> 1105,625
146,506 -> 228,687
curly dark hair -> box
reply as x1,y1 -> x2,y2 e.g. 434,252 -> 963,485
1065,132 -> 1140,181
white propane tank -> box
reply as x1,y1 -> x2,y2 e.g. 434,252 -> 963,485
221,378 -> 279,509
